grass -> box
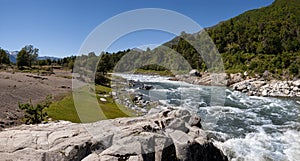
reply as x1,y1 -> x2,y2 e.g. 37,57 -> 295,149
46,84 -> 136,123
47,93 -> 81,123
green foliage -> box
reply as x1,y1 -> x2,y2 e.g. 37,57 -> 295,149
207,0 -> 300,55
68,60 -> 74,72
95,72 -> 111,86
0,48 -> 10,64
97,52 -> 112,74
19,96 -> 52,124
17,45 -> 39,68
289,62 -> 299,76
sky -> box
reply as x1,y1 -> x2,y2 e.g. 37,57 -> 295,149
0,0 -> 274,57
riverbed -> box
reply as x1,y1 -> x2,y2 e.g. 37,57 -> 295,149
114,74 -> 300,161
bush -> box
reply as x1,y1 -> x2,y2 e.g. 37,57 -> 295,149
289,63 -> 299,76
19,96 -> 52,124
95,72 -> 110,86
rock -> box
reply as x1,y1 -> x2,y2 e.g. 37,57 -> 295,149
242,89 -> 248,93
248,91 -> 254,96
0,110 -> 227,161
251,81 -> 266,89
111,92 -> 117,96
262,90 -> 268,97
142,84 -> 153,90
103,94 -> 110,98
283,89 -> 290,95
188,115 -> 202,128
233,82 -> 248,91
99,98 -> 107,102
189,69 -> 201,77
168,77 -> 179,81
263,70 -> 270,78
230,78 -> 300,97
167,118 -> 189,133
293,80 -> 300,87
230,73 -> 243,84
82,153 -> 100,161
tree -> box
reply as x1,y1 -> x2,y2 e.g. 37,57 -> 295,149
0,48 -> 10,64
97,53 -> 112,74
68,60 -> 74,72
17,45 -> 39,68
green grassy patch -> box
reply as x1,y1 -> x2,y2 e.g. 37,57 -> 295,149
47,93 -> 81,123
47,85 -> 136,123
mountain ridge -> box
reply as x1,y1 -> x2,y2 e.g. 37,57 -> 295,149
4,50 -> 61,63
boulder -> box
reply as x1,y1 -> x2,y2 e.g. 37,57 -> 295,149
0,110 -> 227,161
293,80 -> 300,87
229,73 -> 243,84
188,115 -> 202,128
262,70 -> 270,78
189,69 -> 201,77
251,81 -> 266,89
262,89 -> 268,97
141,84 -> 153,90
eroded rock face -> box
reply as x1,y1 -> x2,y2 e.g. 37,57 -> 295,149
0,109 -> 227,161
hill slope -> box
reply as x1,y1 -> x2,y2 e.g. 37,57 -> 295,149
163,0 -> 300,77
207,0 -> 300,54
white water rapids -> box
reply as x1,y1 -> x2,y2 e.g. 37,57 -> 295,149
114,74 -> 300,161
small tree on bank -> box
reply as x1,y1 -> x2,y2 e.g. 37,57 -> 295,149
17,45 -> 38,68
0,48 -> 10,64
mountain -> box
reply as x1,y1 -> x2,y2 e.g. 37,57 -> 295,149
162,0 -> 300,76
37,56 -> 60,61
5,51 -> 18,63
4,50 -> 61,63
131,48 -> 145,53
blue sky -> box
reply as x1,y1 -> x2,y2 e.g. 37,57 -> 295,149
0,0 -> 274,57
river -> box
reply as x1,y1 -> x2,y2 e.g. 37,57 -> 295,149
114,74 -> 300,161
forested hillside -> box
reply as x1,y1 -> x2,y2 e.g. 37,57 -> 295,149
164,0 -> 300,77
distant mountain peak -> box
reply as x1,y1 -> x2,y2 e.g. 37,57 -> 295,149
131,48 -> 145,53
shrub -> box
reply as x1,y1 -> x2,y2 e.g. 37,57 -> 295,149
19,96 -> 52,124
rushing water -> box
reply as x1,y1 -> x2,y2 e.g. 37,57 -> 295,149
114,74 -> 300,161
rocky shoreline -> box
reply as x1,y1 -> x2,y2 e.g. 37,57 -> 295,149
231,78 -> 300,97
170,72 -> 300,97
0,109 -> 227,161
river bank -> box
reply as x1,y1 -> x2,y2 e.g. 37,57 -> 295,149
0,109 -> 228,161
170,72 -> 300,97
111,73 -> 300,160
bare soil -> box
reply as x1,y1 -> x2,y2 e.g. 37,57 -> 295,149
0,69 -> 72,130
